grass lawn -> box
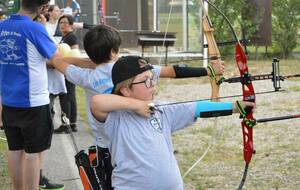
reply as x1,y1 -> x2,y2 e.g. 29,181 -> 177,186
0,133 -> 11,189
76,86 -> 88,122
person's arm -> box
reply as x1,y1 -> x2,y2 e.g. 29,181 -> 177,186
159,66 -> 176,78
194,100 -> 255,118
47,50 -> 62,67
73,9 -> 79,17
73,22 -> 95,30
52,33 -> 95,74
159,60 -> 224,78
91,94 -> 153,122
34,14 -> 47,25
73,22 -> 83,29
70,44 -> 79,49
52,57 -> 96,75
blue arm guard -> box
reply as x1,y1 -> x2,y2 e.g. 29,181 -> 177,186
195,101 -> 233,118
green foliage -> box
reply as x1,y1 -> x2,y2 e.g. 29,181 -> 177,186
190,0 -> 260,57
76,87 -> 88,122
0,0 -> 10,6
272,0 -> 300,59
0,0 -> 8,8
0,0 -> 20,15
188,0 -> 300,58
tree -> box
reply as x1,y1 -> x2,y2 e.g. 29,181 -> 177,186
0,0 -> 20,15
0,1 -> 7,8
190,0 -> 260,57
272,0 -> 300,59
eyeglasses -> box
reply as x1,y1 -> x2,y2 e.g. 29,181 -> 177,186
59,21 -> 70,25
131,77 -> 156,88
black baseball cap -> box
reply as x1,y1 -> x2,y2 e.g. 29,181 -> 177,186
112,56 -> 153,94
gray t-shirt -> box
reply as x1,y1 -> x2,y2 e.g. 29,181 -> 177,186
100,103 -> 196,190
66,63 -> 161,147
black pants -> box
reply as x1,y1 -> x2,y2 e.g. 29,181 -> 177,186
49,93 -> 62,119
59,80 -> 77,124
49,94 -> 55,118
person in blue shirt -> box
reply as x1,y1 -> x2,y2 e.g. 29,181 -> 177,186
0,64 -> 2,130
63,0 -> 81,22
0,0 -> 61,189
69,0 -> 81,22
0,9 -> 5,130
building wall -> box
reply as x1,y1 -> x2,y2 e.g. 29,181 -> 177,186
54,0 -> 201,51
105,0 -> 149,48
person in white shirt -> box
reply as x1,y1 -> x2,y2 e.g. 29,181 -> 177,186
45,5 -> 67,121
45,5 -> 62,43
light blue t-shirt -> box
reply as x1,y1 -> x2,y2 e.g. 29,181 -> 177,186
0,15 -> 56,107
100,103 -> 196,190
66,62 -> 162,147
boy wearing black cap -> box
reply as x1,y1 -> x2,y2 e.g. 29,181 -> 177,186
90,55 -> 255,189
52,23 -> 226,188
52,24 -> 225,188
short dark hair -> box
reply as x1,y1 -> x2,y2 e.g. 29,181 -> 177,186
58,14 -> 74,25
48,5 -> 59,12
21,0 -> 50,13
83,25 -> 121,64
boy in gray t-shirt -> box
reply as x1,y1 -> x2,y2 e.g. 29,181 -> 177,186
52,25 -> 225,147
52,24 -> 225,188
91,56 -> 255,190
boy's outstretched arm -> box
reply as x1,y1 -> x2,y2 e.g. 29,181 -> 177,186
91,94 -> 154,122
159,60 -> 224,78
232,101 -> 255,114
52,57 -> 97,75
195,100 -> 255,118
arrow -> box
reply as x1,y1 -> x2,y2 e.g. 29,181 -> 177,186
256,114 -> 300,123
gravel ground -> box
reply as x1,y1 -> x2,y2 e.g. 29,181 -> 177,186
155,69 -> 300,190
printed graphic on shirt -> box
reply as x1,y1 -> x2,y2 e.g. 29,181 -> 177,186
92,78 -> 111,88
0,38 -> 22,62
149,117 -> 163,133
